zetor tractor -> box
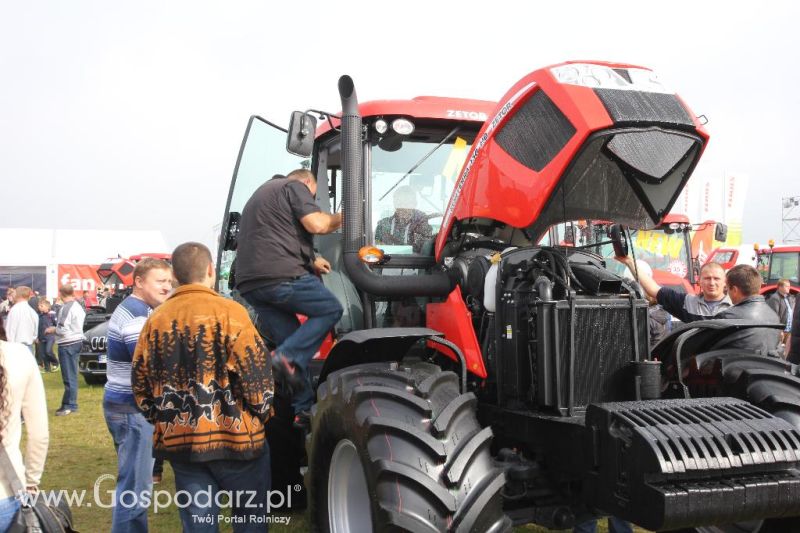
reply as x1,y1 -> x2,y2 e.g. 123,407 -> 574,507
218,62 -> 800,532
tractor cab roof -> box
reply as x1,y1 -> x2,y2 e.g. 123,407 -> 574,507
315,96 -> 496,137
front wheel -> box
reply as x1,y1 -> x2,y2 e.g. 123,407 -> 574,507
306,361 -> 511,533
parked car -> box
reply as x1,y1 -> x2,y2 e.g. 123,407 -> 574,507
79,321 -> 108,385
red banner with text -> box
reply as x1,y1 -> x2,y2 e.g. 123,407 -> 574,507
57,264 -> 101,303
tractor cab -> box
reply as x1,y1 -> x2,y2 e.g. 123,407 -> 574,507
218,98 -> 493,334
756,242 -> 800,294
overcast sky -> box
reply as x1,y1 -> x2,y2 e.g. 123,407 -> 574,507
1,0 -> 798,251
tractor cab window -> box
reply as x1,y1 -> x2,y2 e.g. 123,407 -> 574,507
370,126 -> 473,256
711,251 -> 735,265
767,252 -> 800,284
757,252 -> 770,283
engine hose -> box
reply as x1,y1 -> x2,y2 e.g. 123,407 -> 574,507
531,258 -> 570,292
544,247 -> 586,292
538,250 -> 574,291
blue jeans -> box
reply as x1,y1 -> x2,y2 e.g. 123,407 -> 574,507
573,517 -> 634,533
104,401 -> 155,533
37,337 -> 58,371
243,274 -> 343,412
170,449 -> 271,533
58,341 -> 81,410
0,495 -> 19,532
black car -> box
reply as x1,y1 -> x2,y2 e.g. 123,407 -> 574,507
79,320 -> 108,385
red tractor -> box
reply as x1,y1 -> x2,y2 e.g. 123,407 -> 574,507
219,62 -> 800,531
755,242 -> 800,296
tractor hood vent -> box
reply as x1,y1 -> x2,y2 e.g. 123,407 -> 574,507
527,127 -> 702,237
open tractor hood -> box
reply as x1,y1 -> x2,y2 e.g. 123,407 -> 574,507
435,61 -> 707,258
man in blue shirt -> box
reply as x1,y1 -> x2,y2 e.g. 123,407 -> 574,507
103,258 -> 172,533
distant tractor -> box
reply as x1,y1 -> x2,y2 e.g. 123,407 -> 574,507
754,241 -> 800,296
582,214 -> 727,294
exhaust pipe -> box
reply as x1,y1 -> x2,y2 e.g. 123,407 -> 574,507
338,75 -> 456,297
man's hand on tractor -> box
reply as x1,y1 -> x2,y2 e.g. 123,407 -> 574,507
314,256 -> 332,275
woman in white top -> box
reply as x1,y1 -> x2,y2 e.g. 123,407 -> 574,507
0,316 -> 49,531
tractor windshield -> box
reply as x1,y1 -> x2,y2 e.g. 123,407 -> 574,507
762,251 -> 800,285
370,127 -> 474,256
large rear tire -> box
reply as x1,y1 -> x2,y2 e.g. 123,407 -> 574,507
306,361 -> 511,533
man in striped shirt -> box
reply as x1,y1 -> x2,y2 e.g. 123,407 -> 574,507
103,258 -> 172,533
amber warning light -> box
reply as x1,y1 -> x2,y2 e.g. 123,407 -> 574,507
358,246 -> 386,265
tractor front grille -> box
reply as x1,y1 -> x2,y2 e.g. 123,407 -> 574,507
535,298 -> 648,414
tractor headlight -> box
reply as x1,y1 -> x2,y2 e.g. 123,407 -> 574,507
391,118 -> 414,135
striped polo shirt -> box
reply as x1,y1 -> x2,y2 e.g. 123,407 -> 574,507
104,295 -> 152,406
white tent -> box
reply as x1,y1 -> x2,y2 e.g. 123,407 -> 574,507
0,228 -> 170,298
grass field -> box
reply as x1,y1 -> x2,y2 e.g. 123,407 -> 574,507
37,371 -> 635,532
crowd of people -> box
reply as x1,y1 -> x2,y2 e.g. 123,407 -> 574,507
0,168 -> 341,532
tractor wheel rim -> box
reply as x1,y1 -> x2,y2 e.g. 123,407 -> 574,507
328,439 -> 371,533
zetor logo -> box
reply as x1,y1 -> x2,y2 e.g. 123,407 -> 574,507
447,110 -> 488,121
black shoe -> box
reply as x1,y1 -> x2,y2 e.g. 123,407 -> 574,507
272,353 -> 305,392
293,410 -> 312,432
55,408 -> 74,417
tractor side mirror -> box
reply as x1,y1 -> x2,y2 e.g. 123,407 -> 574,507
714,223 -> 728,243
286,111 -> 317,157
608,224 -> 629,257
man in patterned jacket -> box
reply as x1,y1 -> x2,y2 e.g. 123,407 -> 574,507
133,242 -> 274,533
104,257 -> 172,533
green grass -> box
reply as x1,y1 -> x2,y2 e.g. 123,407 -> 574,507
37,372 -> 645,532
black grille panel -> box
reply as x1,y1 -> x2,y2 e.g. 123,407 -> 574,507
594,89 -> 693,127
558,305 -> 648,407
536,299 -> 648,413
495,90 -> 576,171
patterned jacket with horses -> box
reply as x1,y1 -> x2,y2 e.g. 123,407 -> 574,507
132,284 -> 273,462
